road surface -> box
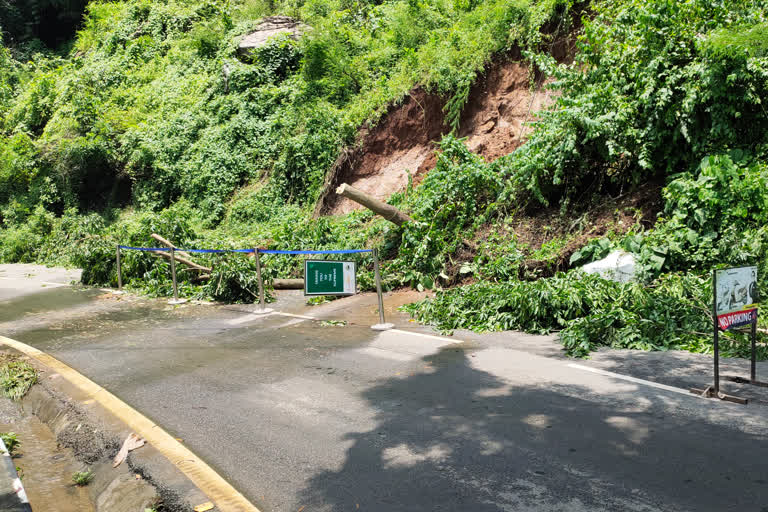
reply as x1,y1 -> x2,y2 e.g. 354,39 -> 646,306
1,264 -> 767,512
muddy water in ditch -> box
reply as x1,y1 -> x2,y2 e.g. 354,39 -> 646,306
0,408 -> 94,512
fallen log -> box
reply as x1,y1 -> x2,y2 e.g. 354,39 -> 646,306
335,183 -> 413,226
273,278 -> 304,289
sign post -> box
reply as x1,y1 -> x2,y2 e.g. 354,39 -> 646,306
371,248 -> 394,331
713,268 -> 720,395
691,265 -> 759,403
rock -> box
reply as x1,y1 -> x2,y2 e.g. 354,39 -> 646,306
238,16 -> 309,56
581,250 -> 637,283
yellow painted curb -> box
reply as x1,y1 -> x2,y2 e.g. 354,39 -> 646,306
0,335 -> 261,512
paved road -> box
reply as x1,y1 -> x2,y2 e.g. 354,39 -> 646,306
2,265 -> 768,512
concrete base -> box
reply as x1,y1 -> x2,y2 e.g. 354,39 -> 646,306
253,307 -> 274,314
371,322 -> 395,331
167,298 -> 188,305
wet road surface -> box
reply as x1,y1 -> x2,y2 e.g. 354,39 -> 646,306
2,265 -> 768,512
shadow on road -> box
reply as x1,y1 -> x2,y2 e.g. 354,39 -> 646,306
300,348 -> 768,511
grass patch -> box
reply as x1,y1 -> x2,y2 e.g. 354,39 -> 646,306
72,470 -> 94,486
0,432 -> 20,455
0,360 -> 38,401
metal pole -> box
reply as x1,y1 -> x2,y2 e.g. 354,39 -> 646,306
252,248 -> 272,314
373,248 -> 385,325
713,269 -> 720,395
751,313 -> 757,382
170,247 -> 179,302
255,248 -> 266,311
116,245 -> 122,291
371,248 -> 392,330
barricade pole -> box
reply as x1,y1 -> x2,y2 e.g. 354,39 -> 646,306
371,248 -> 393,331
170,247 -> 179,301
116,245 -> 123,292
254,248 -> 273,314
167,247 -> 187,305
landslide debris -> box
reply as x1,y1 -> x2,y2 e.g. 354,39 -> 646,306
315,58 -> 558,216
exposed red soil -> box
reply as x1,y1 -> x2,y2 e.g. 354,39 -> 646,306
313,9 -> 582,217
314,57 -> 558,216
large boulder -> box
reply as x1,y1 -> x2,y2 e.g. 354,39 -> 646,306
238,16 -> 309,56
581,250 -> 637,283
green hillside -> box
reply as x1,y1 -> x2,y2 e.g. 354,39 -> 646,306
1,0 -> 768,357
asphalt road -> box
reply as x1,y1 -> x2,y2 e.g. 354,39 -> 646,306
2,265 -> 768,512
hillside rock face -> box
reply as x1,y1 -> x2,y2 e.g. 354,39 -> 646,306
238,16 -> 309,55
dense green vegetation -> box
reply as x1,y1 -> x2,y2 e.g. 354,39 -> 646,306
1,0 -> 768,357
0,0 -> 572,296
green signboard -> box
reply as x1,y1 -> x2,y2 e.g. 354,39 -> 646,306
304,260 -> 357,296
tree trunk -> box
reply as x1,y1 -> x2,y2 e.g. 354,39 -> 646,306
273,278 -> 304,289
335,183 -> 413,226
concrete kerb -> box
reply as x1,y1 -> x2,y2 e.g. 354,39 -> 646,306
0,437 -> 30,512
0,336 -> 261,512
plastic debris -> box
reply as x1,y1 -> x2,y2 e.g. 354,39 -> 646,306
194,502 -> 215,512
580,250 -> 637,283
112,433 -> 146,468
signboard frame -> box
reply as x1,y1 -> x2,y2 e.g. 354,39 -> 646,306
304,259 -> 357,296
693,265 -> 760,403
715,265 -> 759,331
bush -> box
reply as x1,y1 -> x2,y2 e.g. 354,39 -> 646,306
396,136 -> 503,286
405,270 -> 766,358
203,253 -> 266,303
637,155 -> 768,277
503,0 -> 768,207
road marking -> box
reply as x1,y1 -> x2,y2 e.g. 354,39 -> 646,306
274,312 -> 316,320
390,329 -> 464,344
567,363 -> 698,398
0,335 -> 261,512
227,312 -> 276,325
0,277 -> 71,286
270,312 -> 466,344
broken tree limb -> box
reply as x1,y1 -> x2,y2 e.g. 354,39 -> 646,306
149,250 -> 212,273
149,233 -> 212,273
150,233 -> 195,261
335,183 -> 413,226
273,278 -> 303,289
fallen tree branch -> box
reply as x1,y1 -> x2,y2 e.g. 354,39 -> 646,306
336,183 -> 413,226
150,233 -> 195,261
149,249 -> 212,273
149,233 -> 212,273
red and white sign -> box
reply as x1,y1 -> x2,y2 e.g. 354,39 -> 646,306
717,308 -> 757,331
715,266 -> 759,331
